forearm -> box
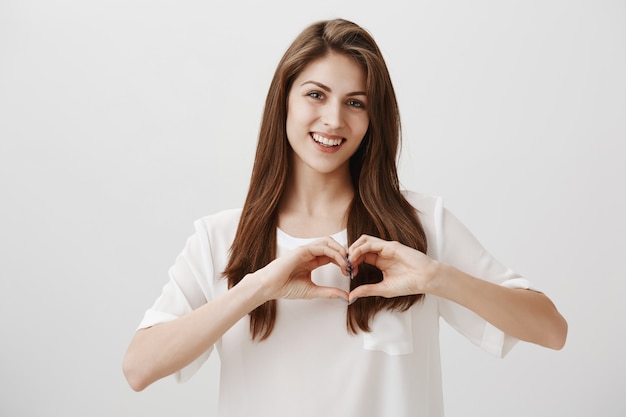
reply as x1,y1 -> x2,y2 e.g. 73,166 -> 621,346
427,263 -> 568,350
123,274 -> 266,391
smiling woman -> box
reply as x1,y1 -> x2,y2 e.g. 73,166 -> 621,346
122,18 -> 567,417
286,52 -> 369,177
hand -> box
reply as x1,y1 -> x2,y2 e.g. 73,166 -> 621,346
347,234 -> 439,301
257,236 -> 350,301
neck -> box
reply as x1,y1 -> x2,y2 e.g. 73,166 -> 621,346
277,162 -> 354,238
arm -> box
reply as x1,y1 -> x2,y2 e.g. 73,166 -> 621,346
123,237 -> 349,391
427,262 -> 567,349
348,235 -> 567,350
123,274 -> 266,392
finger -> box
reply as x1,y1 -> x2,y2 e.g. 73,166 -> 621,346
348,247 -> 385,276
304,243 -> 349,273
350,233 -> 376,247
313,235 -> 348,254
350,239 -> 387,258
348,283 -> 391,300
346,253 -> 380,279
348,235 -> 387,263
309,235 -> 349,256
307,285 -> 349,301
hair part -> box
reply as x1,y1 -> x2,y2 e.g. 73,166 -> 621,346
223,18 -> 427,340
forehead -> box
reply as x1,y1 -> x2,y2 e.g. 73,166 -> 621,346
293,52 -> 366,93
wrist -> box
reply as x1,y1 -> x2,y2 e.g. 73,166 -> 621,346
422,259 -> 447,295
239,270 -> 273,308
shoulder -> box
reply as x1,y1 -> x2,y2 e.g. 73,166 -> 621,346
401,190 -> 443,217
195,208 -> 242,229
192,208 -> 242,246
400,190 -> 445,257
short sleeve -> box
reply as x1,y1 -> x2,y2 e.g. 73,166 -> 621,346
432,199 -> 540,358
137,219 -> 217,382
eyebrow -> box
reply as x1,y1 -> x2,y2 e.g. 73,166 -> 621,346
299,80 -> 367,97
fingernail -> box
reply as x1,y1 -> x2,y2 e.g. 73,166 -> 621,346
346,256 -> 354,279
338,297 -> 348,303
348,297 -> 359,305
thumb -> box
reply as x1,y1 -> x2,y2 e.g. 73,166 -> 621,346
349,283 -> 387,301
308,285 -> 349,301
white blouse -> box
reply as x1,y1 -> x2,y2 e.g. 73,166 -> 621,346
138,191 -> 535,417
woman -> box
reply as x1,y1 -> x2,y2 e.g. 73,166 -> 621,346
123,18 -> 567,417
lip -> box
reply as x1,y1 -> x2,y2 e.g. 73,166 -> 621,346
310,132 -> 345,153
309,132 -> 346,150
312,131 -> 344,141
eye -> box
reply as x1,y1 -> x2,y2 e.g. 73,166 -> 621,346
347,99 -> 366,109
307,91 -> 324,100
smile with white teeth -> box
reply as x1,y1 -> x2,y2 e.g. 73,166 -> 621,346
312,133 -> 343,147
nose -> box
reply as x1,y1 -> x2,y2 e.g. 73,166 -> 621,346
320,100 -> 344,129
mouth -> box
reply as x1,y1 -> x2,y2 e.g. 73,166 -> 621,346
311,132 -> 345,147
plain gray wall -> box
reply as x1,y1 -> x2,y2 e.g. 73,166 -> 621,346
1,0 -> 624,416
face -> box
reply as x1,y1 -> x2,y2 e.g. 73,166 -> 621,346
286,52 -> 369,177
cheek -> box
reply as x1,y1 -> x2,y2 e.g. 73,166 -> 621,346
285,107 -> 309,146
286,102 -> 306,134
285,101 -> 296,137
287,100 -> 313,126
350,114 -> 370,139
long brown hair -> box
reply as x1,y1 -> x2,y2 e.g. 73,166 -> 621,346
223,18 -> 427,340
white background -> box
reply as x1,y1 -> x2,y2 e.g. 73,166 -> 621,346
1,1 -> 624,416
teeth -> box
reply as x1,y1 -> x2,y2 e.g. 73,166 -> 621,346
312,133 -> 343,147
